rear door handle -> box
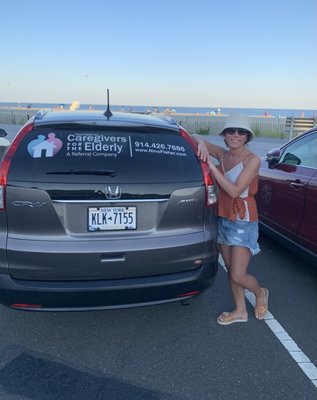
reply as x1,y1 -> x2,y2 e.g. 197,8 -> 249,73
289,180 -> 305,190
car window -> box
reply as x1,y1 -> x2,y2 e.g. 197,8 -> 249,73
279,134 -> 317,168
8,128 -> 203,183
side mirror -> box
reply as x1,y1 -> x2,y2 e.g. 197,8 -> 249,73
0,128 -> 8,138
266,148 -> 281,169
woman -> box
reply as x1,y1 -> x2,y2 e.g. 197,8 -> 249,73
193,113 -> 269,325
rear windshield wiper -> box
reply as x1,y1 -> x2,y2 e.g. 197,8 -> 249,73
47,169 -> 117,177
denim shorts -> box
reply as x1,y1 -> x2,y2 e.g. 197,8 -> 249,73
217,217 -> 260,256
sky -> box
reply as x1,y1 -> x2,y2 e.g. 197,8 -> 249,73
1,0 -> 316,109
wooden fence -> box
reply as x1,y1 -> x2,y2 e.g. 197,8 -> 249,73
0,108 -> 37,125
170,114 -> 287,138
283,117 -> 317,139
168,114 -> 317,139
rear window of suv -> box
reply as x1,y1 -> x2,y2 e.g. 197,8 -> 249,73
8,127 -> 203,184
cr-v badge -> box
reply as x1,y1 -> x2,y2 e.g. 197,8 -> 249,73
12,201 -> 47,208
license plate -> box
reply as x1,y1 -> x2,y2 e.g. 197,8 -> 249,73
88,206 -> 136,231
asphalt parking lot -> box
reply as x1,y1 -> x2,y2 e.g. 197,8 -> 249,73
0,234 -> 316,400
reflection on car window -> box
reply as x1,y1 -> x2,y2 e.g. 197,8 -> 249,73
282,152 -> 301,165
280,134 -> 317,168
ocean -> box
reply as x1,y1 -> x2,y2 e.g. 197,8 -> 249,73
0,101 -> 316,118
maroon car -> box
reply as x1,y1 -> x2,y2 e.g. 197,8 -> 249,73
256,128 -> 317,265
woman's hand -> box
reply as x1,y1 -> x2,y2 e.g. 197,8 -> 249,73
192,133 -> 225,163
197,140 -> 210,163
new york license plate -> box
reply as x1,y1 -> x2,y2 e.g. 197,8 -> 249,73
88,206 -> 136,231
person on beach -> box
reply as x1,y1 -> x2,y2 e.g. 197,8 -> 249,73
193,113 -> 269,325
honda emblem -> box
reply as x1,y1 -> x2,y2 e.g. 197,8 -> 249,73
105,186 -> 122,200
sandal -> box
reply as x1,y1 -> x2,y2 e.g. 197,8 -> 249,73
255,288 -> 269,320
217,312 -> 248,326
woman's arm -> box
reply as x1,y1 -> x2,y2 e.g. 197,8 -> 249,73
192,134 -> 226,162
208,154 -> 260,198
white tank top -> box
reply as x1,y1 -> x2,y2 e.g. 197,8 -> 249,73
224,162 -> 250,221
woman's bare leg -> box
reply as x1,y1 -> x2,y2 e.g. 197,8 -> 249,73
219,245 -> 267,320
219,244 -> 248,319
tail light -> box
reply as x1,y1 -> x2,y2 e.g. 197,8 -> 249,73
0,122 -> 34,210
180,128 -> 217,206
200,162 -> 217,205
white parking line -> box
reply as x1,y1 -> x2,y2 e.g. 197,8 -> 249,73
219,258 -> 317,388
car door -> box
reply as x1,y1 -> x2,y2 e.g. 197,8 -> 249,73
257,132 -> 317,243
296,170 -> 317,254
258,164 -> 311,241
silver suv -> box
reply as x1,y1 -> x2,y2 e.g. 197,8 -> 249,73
0,110 -> 218,311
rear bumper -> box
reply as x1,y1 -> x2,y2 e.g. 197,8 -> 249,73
0,258 -> 218,311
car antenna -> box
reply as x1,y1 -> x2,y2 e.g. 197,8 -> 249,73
104,89 -> 113,120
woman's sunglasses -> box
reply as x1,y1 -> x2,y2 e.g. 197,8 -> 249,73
223,128 -> 249,136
